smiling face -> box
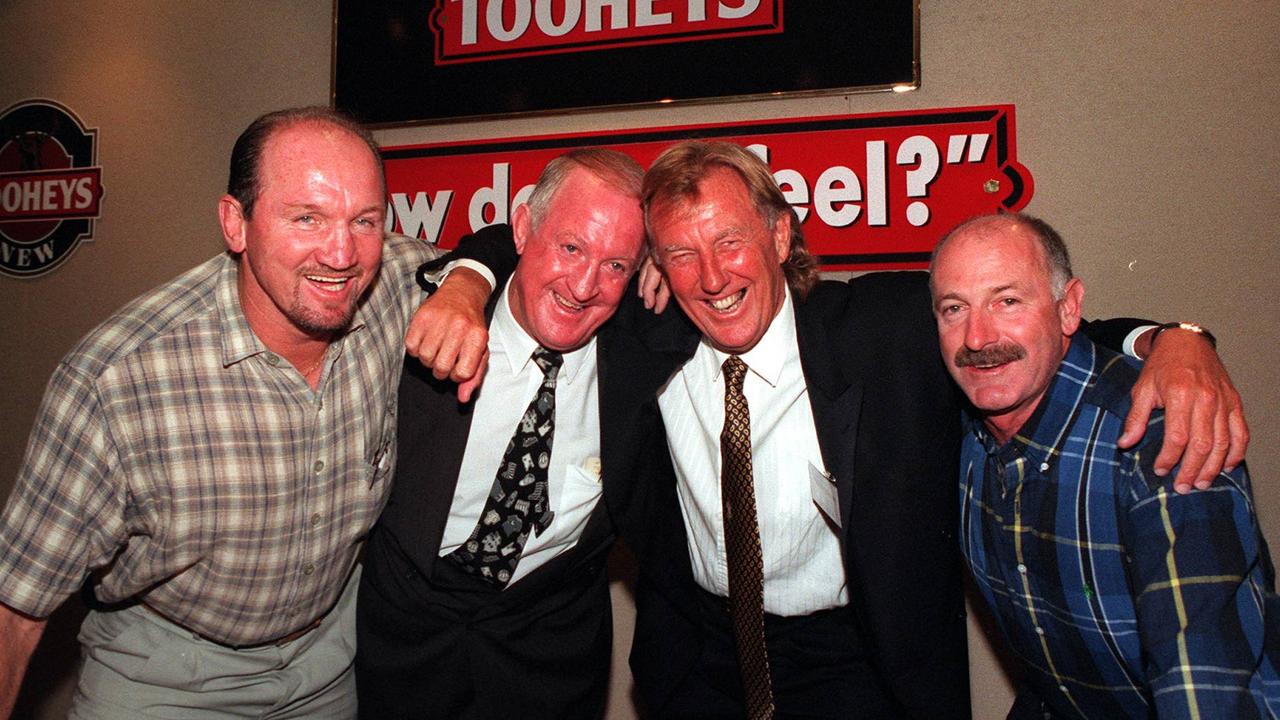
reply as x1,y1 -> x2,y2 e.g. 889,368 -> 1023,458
649,166 -> 790,355
930,219 -> 1083,443
220,121 -> 386,348
507,166 -> 645,352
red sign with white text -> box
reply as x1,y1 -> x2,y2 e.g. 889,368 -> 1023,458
0,167 -> 103,222
431,0 -> 784,65
381,105 -> 1033,271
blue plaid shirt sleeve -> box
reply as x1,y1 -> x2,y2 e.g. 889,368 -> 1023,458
1124,456 -> 1274,719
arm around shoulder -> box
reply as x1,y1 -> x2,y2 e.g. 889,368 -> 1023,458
417,223 -> 518,287
405,267 -> 494,401
1082,316 -> 1246,491
404,225 -> 517,401
1124,326 -> 1246,491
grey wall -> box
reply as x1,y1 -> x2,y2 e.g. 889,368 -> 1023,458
2,2 -> 1277,717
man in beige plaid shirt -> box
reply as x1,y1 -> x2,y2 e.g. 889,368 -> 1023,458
0,107 -> 490,719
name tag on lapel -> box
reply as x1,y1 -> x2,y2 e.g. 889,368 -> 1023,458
809,462 -> 840,528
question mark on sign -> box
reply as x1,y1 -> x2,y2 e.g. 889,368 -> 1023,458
896,136 -> 940,226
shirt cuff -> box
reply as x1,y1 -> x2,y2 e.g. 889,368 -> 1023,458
1125,324 -> 1158,360
421,258 -> 497,292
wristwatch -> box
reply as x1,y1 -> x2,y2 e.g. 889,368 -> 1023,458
1151,321 -> 1217,349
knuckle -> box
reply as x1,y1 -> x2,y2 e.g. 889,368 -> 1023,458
1164,384 -> 1192,403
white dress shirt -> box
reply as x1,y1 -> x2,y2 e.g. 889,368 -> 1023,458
658,288 -> 848,616
438,284 -> 604,586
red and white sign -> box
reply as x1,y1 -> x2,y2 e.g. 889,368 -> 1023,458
382,105 -> 1033,271
0,167 -> 102,222
431,0 -> 783,65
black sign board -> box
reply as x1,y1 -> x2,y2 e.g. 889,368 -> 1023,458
333,1 -> 918,126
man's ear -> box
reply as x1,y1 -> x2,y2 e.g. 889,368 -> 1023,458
511,204 -> 532,256
771,212 -> 792,264
1059,277 -> 1085,335
219,195 -> 247,253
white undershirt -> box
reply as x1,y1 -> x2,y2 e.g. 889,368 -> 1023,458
657,288 -> 848,615
438,284 -> 604,586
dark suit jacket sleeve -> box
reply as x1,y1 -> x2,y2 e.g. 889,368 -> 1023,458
809,271 -> 971,719
415,223 -> 519,294
1081,317 -> 1154,354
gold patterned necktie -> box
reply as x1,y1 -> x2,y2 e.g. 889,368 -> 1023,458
720,355 -> 775,720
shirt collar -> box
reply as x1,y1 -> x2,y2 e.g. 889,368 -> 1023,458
694,285 -> 796,389
216,253 -> 369,368
216,255 -> 266,367
491,282 -> 594,385
967,332 -> 1098,473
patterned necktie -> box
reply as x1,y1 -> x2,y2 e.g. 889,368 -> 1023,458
720,356 -> 775,720
447,347 -> 562,588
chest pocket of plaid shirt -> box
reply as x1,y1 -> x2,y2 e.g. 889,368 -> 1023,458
366,400 -> 397,490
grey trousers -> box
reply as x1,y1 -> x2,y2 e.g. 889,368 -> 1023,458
69,568 -> 360,719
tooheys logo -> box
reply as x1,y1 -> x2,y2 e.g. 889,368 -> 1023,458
0,99 -> 104,279
431,0 -> 783,65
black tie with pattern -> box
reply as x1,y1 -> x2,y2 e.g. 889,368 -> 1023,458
447,347 -> 562,588
720,355 -> 775,719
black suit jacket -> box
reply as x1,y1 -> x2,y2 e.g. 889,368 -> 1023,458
357,356 -> 619,718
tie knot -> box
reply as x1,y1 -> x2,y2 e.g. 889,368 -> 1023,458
533,347 -> 563,377
722,355 -> 747,392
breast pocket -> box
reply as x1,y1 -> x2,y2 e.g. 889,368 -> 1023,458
558,461 -> 604,518
362,401 -> 399,523
367,413 -> 396,485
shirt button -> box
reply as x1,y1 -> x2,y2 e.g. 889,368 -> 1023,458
1035,626 -> 1045,636
266,353 -> 280,366
310,513 -> 322,527
1017,564 -> 1028,574
313,460 -> 325,473
1039,462 -> 1050,472
303,563 -> 315,576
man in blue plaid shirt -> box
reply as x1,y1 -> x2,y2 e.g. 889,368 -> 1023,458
930,213 -> 1280,719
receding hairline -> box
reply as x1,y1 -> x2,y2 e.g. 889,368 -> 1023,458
257,119 -> 385,194
526,148 -> 643,232
931,213 -> 1072,296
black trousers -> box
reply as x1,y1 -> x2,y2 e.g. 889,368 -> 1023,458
355,537 -> 611,720
659,589 -> 903,719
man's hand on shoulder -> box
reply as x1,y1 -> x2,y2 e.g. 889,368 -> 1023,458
406,267 -> 492,402
1120,326 -> 1248,493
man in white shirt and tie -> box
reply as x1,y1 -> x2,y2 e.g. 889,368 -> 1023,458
355,149 -> 648,719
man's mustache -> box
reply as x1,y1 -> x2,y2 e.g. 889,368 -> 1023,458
954,343 -> 1026,368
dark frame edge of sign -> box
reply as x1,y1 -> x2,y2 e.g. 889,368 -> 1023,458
328,0 -> 340,114
329,1 -> 922,131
